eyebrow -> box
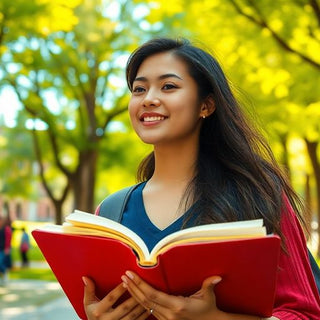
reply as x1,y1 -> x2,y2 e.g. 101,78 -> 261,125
133,73 -> 183,83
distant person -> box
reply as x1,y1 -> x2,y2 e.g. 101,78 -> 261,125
20,227 -> 30,268
0,215 -> 11,285
4,217 -> 13,271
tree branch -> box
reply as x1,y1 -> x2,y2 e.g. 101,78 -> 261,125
47,46 -> 84,103
31,127 -> 56,201
101,104 -> 128,136
309,0 -> 320,27
0,18 -> 5,47
98,64 -> 116,101
46,128 -> 73,177
32,126 -> 71,206
229,0 -> 320,70
7,71 -> 73,178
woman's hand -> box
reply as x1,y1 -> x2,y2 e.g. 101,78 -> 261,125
121,271 -> 226,320
83,276 -> 150,320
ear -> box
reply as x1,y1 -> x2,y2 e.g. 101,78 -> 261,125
199,95 -> 215,119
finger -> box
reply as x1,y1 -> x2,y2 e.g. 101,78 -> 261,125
121,303 -> 149,320
122,271 -> 177,310
109,296 -> 142,319
83,276 -> 99,306
201,276 -> 222,302
145,302 -> 172,320
139,310 -> 153,320
94,282 -> 128,316
122,273 -> 150,309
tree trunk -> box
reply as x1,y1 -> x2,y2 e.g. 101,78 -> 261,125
305,140 -> 320,257
72,149 -> 98,213
52,200 -> 64,225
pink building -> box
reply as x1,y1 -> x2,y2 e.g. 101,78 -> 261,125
0,195 -> 55,222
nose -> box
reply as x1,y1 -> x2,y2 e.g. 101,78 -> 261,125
142,90 -> 160,108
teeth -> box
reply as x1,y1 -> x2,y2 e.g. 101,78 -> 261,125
144,116 -> 164,122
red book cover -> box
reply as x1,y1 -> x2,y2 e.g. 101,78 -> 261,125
32,229 -> 280,320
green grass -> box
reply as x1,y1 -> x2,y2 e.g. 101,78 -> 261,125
9,267 -> 57,281
11,246 -> 45,262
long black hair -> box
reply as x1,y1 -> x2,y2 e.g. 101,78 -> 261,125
126,37 -> 306,239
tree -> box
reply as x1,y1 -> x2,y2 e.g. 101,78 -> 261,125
225,0 -> 320,255
228,0 -> 320,71
0,0 -> 153,223
141,0 -> 320,253
0,0 -> 82,221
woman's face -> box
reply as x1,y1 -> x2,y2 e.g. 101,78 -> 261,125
128,51 -> 205,147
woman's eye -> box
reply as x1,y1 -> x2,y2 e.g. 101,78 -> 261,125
132,86 -> 145,93
163,84 -> 177,90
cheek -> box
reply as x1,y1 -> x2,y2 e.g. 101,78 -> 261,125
173,97 -> 202,121
128,101 -> 140,130
128,99 -> 136,119
177,103 -> 202,131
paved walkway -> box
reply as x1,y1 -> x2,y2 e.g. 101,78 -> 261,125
0,279 -> 80,320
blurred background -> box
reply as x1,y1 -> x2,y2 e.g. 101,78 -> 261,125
0,0 -> 319,280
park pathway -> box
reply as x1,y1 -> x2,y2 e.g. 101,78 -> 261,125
1,278 -> 79,319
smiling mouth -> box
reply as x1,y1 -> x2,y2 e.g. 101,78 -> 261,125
142,116 -> 166,122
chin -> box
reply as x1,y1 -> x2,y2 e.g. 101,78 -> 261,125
136,133 -> 164,145
139,137 -> 159,145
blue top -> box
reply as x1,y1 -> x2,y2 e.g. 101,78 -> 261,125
121,182 -> 186,252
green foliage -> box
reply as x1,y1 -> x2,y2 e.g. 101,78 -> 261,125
0,113 -> 37,197
0,0 -> 155,214
147,0 -> 320,191
0,0 -> 80,41
1,0 -> 320,225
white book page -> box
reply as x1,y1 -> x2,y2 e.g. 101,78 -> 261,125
66,210 -> 150,259
151,219 -> 265,257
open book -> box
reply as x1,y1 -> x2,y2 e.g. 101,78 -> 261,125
32,211 -> 281,319
61,210 -> 267,266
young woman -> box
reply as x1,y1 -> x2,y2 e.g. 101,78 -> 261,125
82,38 -> 320,319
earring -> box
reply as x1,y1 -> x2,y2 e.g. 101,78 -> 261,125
202,115 -> 206,119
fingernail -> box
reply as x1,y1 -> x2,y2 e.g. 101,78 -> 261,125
212,277 -> 222,285
125,271 -> 134,280
121,276 -> 128,288
82,277 -> 87,286
121,275 -> 128,284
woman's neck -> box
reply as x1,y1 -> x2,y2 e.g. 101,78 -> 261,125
142,142 -> 199,229
150,142 -> 198,186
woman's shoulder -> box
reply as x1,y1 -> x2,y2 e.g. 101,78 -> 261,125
95,182 -> 146,219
